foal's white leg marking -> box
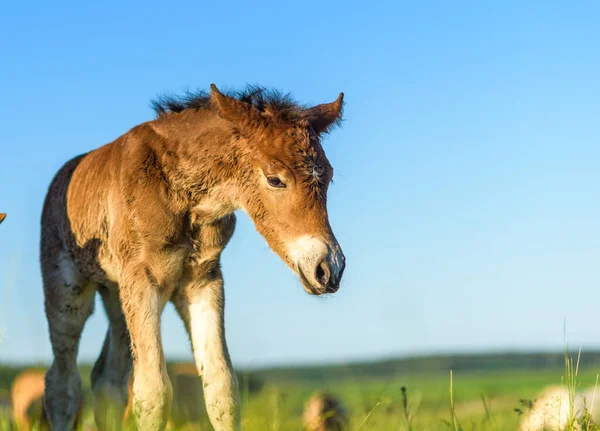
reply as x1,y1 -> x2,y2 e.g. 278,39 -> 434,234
182,279 -> 240,431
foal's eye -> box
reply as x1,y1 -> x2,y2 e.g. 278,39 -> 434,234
266,176 -> 286,188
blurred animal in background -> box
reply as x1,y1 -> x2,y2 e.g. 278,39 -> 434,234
0,213 -> 6,224
168,363 -> 207,428
303,392 -> 349,431
122,375 -> 134,423
9,368 -> 84,430
518,385 -> 600,431
11,369 -> 45,430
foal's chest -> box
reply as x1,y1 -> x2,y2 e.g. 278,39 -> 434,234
140,213 -> 236,288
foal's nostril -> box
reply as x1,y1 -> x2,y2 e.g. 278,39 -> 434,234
338,258 -> 346,282
315,261 -> 330,286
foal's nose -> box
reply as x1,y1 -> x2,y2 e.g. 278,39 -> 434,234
287,235 -> 345,295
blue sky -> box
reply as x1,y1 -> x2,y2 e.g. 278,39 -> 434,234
0,1 -> 599,367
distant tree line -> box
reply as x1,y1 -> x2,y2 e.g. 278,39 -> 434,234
2,351 -> 600,389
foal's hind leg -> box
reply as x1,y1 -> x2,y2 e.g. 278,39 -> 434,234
90,285 -> 133,431
42,251 -> 95,430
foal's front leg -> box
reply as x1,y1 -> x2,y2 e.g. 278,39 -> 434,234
173,263 -> 240,431
120,267 -> 172,431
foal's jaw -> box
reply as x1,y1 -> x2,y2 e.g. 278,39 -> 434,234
287,235 -> 346,295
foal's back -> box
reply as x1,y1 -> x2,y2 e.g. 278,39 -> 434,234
42,124 -> 154,283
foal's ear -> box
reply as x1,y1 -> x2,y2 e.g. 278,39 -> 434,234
305,93 -> 344,135
210,84 -> 262,133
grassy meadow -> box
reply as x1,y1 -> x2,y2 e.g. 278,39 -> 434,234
1,351 -> 600,430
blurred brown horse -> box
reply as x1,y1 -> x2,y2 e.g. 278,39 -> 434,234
303,392 -> 348,431
11,369 -> 83,430
11,369 -> 46,430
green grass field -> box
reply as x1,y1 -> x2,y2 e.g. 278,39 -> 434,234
2,351 -> 600,430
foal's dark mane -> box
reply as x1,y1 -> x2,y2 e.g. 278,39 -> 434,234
151,85 -> 308,124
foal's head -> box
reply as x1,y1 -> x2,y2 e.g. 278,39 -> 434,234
211,85 -> 346,295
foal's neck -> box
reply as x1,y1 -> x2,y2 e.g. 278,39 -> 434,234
150,111 -> 245,221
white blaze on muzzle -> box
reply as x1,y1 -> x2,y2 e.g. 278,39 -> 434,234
286,235 -> 344,288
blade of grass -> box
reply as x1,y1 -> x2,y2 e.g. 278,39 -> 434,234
449,370 -> 463,431
355,401 -> 382,431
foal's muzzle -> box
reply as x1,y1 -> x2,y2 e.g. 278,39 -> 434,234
289,236 -> 345,295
